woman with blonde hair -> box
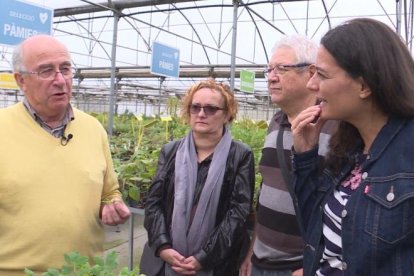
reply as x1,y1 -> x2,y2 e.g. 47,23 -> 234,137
143,79 -> 255,275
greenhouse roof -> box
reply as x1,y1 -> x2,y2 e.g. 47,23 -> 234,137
0,0 -> 411,106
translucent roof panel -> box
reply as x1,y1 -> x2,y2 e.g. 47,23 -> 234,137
0,0 -> 410,95
2,1 -> 404,66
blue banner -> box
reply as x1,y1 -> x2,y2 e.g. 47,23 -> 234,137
150,41 -> 180,78
0,0 -> 53,46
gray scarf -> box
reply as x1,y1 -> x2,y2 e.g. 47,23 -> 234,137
166,128 -> 232,275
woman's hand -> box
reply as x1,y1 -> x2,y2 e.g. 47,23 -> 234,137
292,268 -> 303,276
239,249 -> 253,276
171,256 -> 201,275
159,248 -> 199,275
291,104 -> 325,153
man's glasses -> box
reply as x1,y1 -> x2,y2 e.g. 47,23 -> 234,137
21,66 -> 75,80
189,104 -> 225,116
264,63 -> 310,78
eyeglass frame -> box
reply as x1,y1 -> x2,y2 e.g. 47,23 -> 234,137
20,65 -> 75,80
189,103 -> 225,116
263,62 -> 311,77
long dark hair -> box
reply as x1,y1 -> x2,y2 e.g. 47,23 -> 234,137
322,18 -> 414,173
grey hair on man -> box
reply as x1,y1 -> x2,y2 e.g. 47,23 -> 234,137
272,34 -> 318,65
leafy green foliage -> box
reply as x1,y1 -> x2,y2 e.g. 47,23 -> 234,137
24,251 -> 140,276
94,113 -> 267,209
231,118 -> 267,202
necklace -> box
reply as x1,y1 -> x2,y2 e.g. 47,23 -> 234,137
341,153 -> 367,190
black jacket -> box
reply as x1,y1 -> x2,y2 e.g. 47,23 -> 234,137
144,139 -> 255,275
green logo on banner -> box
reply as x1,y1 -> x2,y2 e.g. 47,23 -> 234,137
240,70 -> 255,93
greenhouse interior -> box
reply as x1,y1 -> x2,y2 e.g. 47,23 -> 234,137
1,0 -> 414,272
1,0 -> 413,123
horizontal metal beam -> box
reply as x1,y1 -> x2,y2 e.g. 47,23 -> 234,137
1,64 -> 267,80
54,0 -> 313,17
54,0 -> 208,17
74,64 -> 267,80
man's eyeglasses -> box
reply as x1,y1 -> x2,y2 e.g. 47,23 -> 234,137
21,66 -> 75,80
189,104 -> 225,116
263,63 -> 310,77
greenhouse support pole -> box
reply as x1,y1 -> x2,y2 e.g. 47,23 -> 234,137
230,0 -> 239,91
128,212 -> 135,270
127,207 -> 145,270
158,76 -> 165,116
108,11 -> 120,137
396,0 -> 402,36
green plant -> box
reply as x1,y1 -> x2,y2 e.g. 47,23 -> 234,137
117,145 -> 160,207
91,113 -> 266,210
165,97 -> 180,116
230,118 -> 268,194
24,251 -> 140,276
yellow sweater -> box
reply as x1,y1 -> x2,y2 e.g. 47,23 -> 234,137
0,103 -> 121,275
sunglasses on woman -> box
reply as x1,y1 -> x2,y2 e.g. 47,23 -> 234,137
189,104 -> 225,116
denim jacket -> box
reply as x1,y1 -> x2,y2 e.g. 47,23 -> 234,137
292,117 -> 414,276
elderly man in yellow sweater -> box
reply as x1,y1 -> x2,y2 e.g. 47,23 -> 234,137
0,34 -> 131,275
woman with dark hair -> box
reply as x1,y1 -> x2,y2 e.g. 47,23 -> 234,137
142,79 -> 255,275
290,18 -> 414,275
